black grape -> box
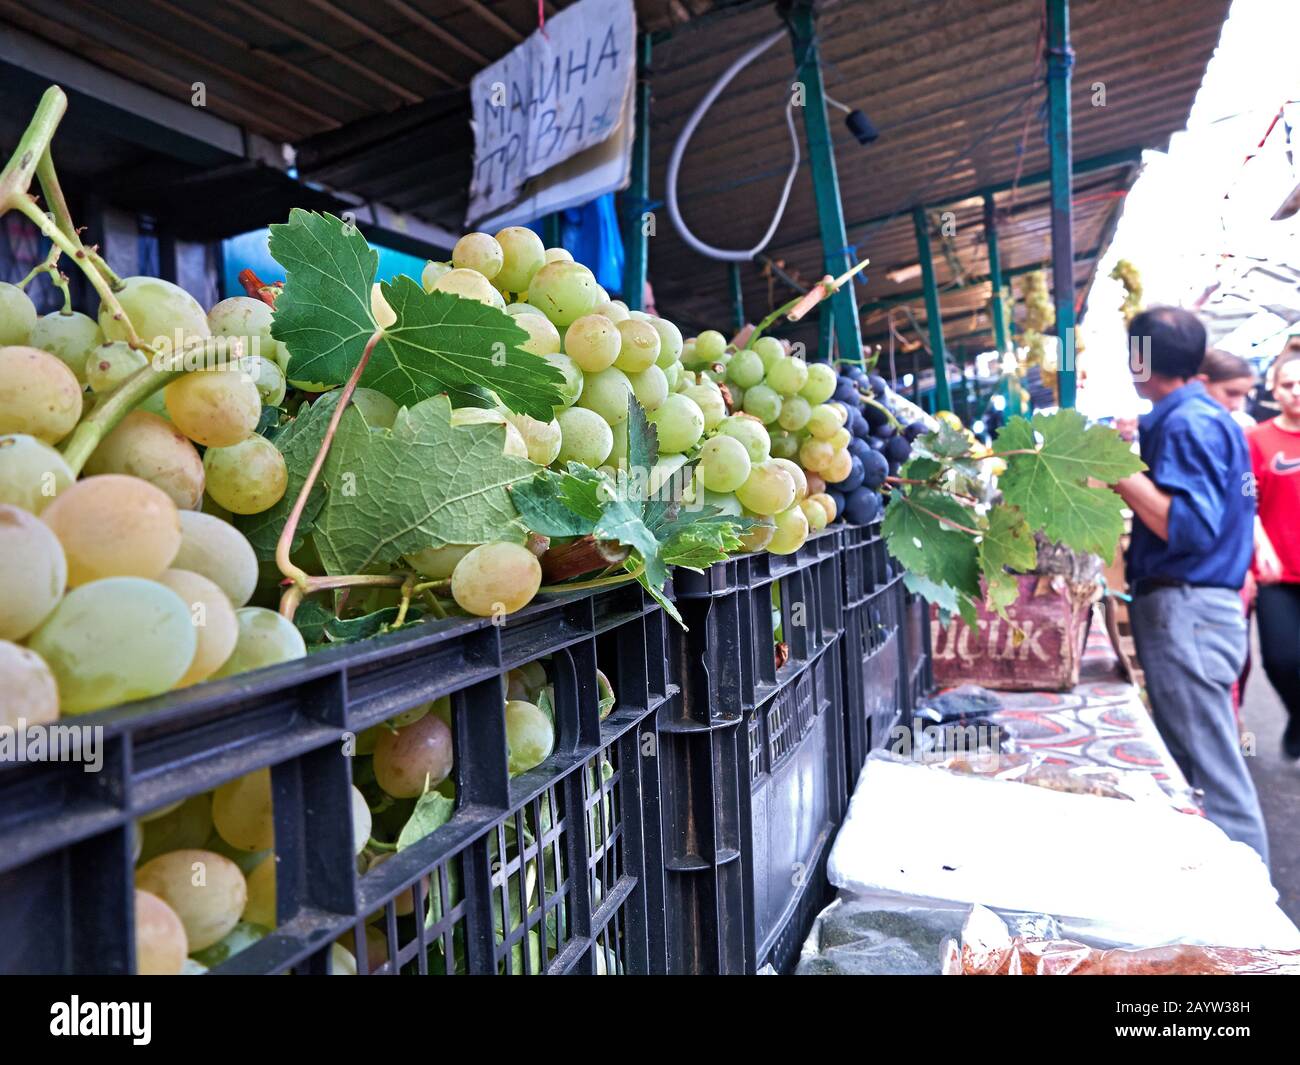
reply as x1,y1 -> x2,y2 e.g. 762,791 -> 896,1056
840,454 -> 866,492
872,419 -> 896,440
867,374 -> 888,397
903,420 -> 926,442
860,449 -> 889,489
864,401 -> 888,429
834,380 -> 859,404
848,437 -> 872,463
867,436 -> 886,452
846,488 -> 883,524
884,435 -> 912,464
825,489 -> 846,519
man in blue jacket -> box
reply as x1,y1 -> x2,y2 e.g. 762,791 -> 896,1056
1115,307 -> 1269,862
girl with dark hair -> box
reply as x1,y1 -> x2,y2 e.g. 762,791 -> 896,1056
1197,349 -> 1257,428
1247,342 -> 1300,759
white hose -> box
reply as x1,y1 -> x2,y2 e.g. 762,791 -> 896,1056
665,28 -> 800,262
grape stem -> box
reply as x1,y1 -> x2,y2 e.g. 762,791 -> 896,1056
903,497 -> 983,537
60,351 -> 184,474
538,563 -> 644,594
276,327 -> 385,594
887,475 -> 981,504
861,392 -> 904,431
35,149 -> 122,289
277,573 -> 411,622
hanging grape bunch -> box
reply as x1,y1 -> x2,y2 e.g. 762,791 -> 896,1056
1109,258 -> 1144,324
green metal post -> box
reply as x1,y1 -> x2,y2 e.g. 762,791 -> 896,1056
543,213 -> 562,250
912,206 -> 952,413
1046,0 -> 1077,408
983,195 -> 1009,355
788,3 -> 862,363
622,33 -> 652,311
728,262 -> 745,333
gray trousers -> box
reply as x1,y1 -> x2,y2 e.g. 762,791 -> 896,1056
1129,585 -> 1270,864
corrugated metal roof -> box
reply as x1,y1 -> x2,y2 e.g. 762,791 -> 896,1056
647,0 -> 1230,354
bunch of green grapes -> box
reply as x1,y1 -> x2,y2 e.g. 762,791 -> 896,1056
1109,258 -> 1144,324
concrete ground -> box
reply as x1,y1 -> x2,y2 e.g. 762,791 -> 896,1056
1241,620 -> 1300,926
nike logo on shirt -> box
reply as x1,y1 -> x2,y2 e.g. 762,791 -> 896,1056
1272,454 -> 1300,474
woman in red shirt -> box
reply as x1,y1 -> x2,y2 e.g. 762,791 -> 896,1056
1247,342 -> 1300,759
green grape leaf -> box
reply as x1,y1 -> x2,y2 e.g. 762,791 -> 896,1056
624,393 -> 658,488
903,570 -> 962,617
397,790 -> 456,851
979,505 -> 1037,613
900,455 -> 943,483
268,209 -> 563,420
292,596 -> 333,645
313,395 -> 536,575
235,391 -> 346,560
510,465 -> 606,537
660,516 -> 749,572
995,410 -> 1144,556
881,486 -> 981,598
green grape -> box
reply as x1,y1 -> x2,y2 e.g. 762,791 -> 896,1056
766,354 -> 808,396
823,446 -> 853,484
84,410 -> 205,511
694,330 -> 726,362
752,336 -> 785,372
544,248 -> 574,263
800,497 -> 829,531
664,362 -> 682,393
606,418 -> 628,468
613,318 -> 660,372
544,352 -> 584,408
203,436 -> 288,515
174,511 -> 258,607
165,369 -> 261,448
743,384 -> 783,425
735,461 -> 796,516
0,504 -> 65,641
0,281 -> 37,345
99,276 -> 210,354
556,406 -> 613,466
207,296 -> 275,359
242,855 -> 276,928
269,339 -> 292,375
829,426 -> 851,451
799,362 -> 837,404
770,457 -> 808,502
809,491 -> 837,523
682,383 -> 726,431
628,365 -> 668,411
0,345 -> 83,444
135,849 -> 246,952
647,394 -> 705,454
594,299 -> 630,323
564,314 -> 620,372
651,317 -> 684,368
0,639 -> 59,728
594,285 -> 611,303
330,943 -> 358,976
139,794 -> 214,865
769,505 -> 810,555
505,412 -> 563,465
528,261 -> 600,327
678,338 -> 698,368
799,437 -> 835,473
698,434 -> 751,493
352,787 -> 372,856
769,428 -> 800,460
727,383 -> 745,409
421,261 -> 452,291
452,232 -> 504,279
85,340 -> 148,394
578,366 -> 634,425
512,311 -> 561,356
0,433 -> 72,513
135,889 -> 188,975
404,543 -> 473,580
494,227 -> 546,292
190,920 -> 269,968
718,414 -> 771,463
157,568 -> 238,686
236,355 -> 286,407
30,310 -> 102,381
827,401 -> 849,426
807,404 -> 840,440
211,607 -> 307,679
213,768 -> 273,851
450,407 -> 528,458
374,713 -> 454,798
777,396 -> 811,432
505,302 -> 543,317
451,542 -> 542,617
41,474 -> 181,585
505,700 -> 554,776
350,387 -> 399,429
702,489 -> 743,517
28,577 -> 195,713
432,267 -> 506,310
726,348 -> 765,389
739,516 -> 776,552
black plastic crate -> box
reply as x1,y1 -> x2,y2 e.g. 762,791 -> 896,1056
0,584 -> 672,976
901,586 -> 934,714
658,529 -> 846,974
841,576 -> 905,784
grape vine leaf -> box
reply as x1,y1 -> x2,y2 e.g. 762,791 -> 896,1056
881,486 -> 981,600
313,394 -> 535,575
903,571 -> 965,622
397,790 -> 455,851
268,210 -> 563,420
995,410 -> 1145,556
913,424 -> 982,477
510,464 -> 607,536
236,391 -> 345,560
979,505 -> 1036,613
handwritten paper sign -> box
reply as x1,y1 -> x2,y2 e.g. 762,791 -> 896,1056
467,0 -> 636,225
